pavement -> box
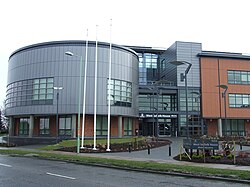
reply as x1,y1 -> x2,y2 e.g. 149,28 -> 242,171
1,136 -> 250,171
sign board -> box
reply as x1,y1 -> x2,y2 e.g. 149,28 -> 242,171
183,139 -> 219,150
139,113 -> 177,118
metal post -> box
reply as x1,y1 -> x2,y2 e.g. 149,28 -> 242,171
152,93 -> 155,137
156,89 -> 159,140
56,92 -> 59,143
223,91 -> 227,135
169,61 -> 192,139
185,73 -> 189,139
77,56 -> 83,154
54,86 -> 63,143
218,84 -> 228,137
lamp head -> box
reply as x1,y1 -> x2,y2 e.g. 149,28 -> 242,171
217,85 -> 228,90
169,61 -> 185,66
65,51 -> 74,56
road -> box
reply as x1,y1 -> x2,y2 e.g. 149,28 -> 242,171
0,154 -> 248,187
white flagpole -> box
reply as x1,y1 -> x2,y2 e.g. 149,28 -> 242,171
107,19 -> 112,151
81,29 -> 88,149
93,25 -> 98,150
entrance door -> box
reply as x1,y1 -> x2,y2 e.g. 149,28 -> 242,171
159,123 -> 171,136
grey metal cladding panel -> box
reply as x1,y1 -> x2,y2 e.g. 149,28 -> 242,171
97,79 -> 106,106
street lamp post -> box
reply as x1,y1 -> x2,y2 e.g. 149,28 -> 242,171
53,86 -> 63,143
147,94 -> 155,136
218,84 -> 228,137
65,51 -> 84,154
169,61 -> 192,139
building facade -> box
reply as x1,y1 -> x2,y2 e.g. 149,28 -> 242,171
6,41 -> 139,140
199,51 -> 250,137
5,40 -> 250,141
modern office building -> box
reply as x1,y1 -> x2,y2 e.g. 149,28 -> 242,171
5,41 -> 139,141
5,40 -> 250,142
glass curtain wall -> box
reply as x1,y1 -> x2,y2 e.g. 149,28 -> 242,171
179,89 -> 202,136
139,94 -> 177,111
138,53 -> 158,85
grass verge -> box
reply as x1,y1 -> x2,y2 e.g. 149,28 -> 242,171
39,137 -> 145,151
0,149 -> 249,181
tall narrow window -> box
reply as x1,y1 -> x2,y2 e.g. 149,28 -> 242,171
96,116 -> 108,136
124,118 -> 132,136
19,118 -> 30,135
40,117 -> 50,135
59,116 -> 72,136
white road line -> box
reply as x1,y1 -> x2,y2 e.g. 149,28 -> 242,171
0,163 -> 12,168
46,172 -> 76,180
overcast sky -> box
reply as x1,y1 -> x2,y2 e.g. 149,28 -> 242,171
1,0 -> 250,107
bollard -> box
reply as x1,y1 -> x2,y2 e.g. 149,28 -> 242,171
147,144 -> 150,155
128,143 -> 132,153
169,145 -> 171,156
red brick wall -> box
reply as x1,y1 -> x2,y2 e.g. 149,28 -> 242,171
50,116 -> 57,137
14,118 -> 19,136
111,116 -> 118,137
33,117 -> 39,136
13,115 -> 138,138
206,119 -> 218,136
84,115 -> 94,136
201,57 -> 250,118
245,120 -> 250,136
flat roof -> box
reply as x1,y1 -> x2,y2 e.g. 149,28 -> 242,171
9,40 -> 138,59
198,51 -> 250,60
126,46 -> 166,54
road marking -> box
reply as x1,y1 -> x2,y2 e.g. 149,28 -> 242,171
0,163 -> 12,168
46,172 -> 76,180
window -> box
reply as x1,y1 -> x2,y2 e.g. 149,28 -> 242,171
40,117 -> 50,135
33,78 -> 54,104
124,118 -> 132,136
179,89 -> 200,112
96,116 -> 108,136
222,119 -> 245,136
5,77 -> 54,108
59,116 -> 72,136
107,79 -> 132,107
138,52 -> 160,85
19,118 -> 29,135
229,94 -> 250,108
138,93 -> 177,112
228,70 -> 250,85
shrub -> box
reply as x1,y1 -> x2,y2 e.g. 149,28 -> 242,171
192,154 -> 204,159
227,154 -> 234,159
211,155 -> 222,159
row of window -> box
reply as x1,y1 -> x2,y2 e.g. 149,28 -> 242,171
18,116 -> 133,136
228,70 -> 250,85
229,94 -> 250,108
6,78 -> 54,108
139,94 -> 177,111
107,79 -> 132,107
